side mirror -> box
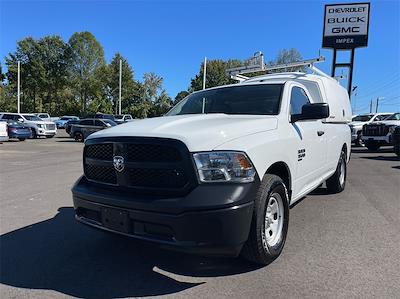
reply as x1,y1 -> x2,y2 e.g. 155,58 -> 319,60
18,118 -> 24,122
291,103 -> 330,123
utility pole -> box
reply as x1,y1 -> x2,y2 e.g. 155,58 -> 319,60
17,61 -> 20,113
203,57 -> 207,90
375,97 -> 384,113
118,59 -> 122,115
369,99 -> 372,113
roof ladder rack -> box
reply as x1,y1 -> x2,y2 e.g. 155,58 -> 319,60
226,53 -> 333,81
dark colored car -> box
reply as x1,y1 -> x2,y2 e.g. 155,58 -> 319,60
70,118 -> 117,142
3,120 -> 32,141
65,119 -> 80,135
85,113 -> 115,121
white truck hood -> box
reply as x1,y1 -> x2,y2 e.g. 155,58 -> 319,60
88,114 -> 278,151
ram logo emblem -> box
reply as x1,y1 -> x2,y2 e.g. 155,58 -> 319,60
113,156 -> 125,172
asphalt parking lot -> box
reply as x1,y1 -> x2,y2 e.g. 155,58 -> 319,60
1,131 -> 399,299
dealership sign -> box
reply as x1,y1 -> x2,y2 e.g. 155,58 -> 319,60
323,2 -> 370,49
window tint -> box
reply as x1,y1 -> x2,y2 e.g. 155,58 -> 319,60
79,119 -> 93,126
290,87 -> 310,115
2,114 -> 15,120
125,115 -> 132,120
167,84 -> 283,116
94,120 -> 105,127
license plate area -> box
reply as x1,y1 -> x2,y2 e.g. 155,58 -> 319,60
101,208 -> 130,233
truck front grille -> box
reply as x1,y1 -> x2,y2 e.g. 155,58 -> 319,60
362,124 -> 388,136
83,137 -> 196,195
45,124 -> 56,130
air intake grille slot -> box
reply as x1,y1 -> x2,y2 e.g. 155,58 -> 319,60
83,138 -> 196,196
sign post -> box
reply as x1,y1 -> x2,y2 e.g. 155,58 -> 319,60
322,2 -> 370,96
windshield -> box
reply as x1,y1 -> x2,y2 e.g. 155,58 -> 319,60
103,119 -> 117,126
167,84 -> 283,116
352,115 -> 373,122
386,113 -> 400,121
60,117 -> 72,120
22,115 -> 42,121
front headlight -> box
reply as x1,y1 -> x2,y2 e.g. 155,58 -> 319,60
193,151 -> 256,183
388,126 -> 397,134
37,124 -> 43,128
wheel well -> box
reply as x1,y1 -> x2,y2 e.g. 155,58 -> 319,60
266,162 -> 292,199
342,143 -> 348,159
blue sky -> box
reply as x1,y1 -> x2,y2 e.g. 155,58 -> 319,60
1,0 -> 399,114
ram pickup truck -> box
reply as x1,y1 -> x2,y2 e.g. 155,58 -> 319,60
72,72 -> 351,265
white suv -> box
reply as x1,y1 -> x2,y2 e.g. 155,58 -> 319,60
72,72 -> 351,265
0,113 -> 57,138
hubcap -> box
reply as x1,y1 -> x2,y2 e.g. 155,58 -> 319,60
263,193 -> 284,247
339,159 -> 345,186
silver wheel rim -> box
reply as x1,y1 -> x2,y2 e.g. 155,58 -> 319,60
263,192 -> 284,247
339,159 -> 345,186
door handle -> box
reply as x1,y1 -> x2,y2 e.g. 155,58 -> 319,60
317,131 -> 325,136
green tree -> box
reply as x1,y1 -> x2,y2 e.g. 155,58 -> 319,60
69,31 -> 106,114
190,59 -> 242,91
272,48 -> 304,72
149,89 -> 172,117
174,90 -> 189,105
106,53 -> 138,114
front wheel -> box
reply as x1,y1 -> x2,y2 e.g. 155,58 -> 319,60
241,174 -> 289,265
18,138 -> 26,141
326,150 -> 347,194
45,135 -> 54,138
30,128 -> 37,139
394,145 -> 400,157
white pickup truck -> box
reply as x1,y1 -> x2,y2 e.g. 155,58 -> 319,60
72,72 -> 351,265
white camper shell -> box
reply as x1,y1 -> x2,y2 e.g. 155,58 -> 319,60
243,72 -> 352,123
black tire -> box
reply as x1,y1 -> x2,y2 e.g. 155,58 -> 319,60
326,150 -> 347,194
365,140 -> 381,151
18,138 -> 26,141
394,145 -> 400,157
354,133 -> 364,147
30,128 -> 37,139
45,135 -> 54,138
74,131 -> 84,142
241,174 -> 289,265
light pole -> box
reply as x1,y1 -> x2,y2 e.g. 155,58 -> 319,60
118,59 -> 122,115
17,61 -> 20,113
203,57 -> 207,90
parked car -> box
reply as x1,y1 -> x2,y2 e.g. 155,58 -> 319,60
2,119 -> 32,141
0,121 -> 8,142
392,126 -> 400,157
35,113 -> 51,121
114,114 -> 133,124
362,112 -> 400,151
65,119 -> 80,135
55,116 -> 79,129
70,118 -> 117,142
72,71 -> 351,265
0,113 -> 57,138
349,113 -> 392,146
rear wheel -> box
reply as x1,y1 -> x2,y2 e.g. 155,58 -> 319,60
241,174 -> 289,265
365,140 -> 381,151
326,150 -> 347,193
18,138 -> 26,141
74,131 -> 84,142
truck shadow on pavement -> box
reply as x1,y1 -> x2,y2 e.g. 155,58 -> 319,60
0,207 -> 261,298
